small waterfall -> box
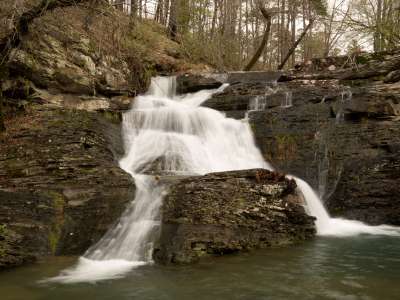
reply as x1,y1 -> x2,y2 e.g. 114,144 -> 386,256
281,91 -> 293,108
248,95 -> 267,111
336,87 -> 352,123
46,76 -> 400,284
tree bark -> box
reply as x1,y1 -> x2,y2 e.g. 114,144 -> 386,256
278,19 -> 314,70
168,0 -> 178,40
243,2 -> 272,71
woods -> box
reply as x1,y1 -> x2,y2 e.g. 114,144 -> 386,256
1,0 -> 400,71
106,0 -> 400,70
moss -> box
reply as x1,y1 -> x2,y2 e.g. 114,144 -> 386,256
355,55 -> 369,65
44,191 -> 65,254
0,224 -> 7,237
0,224 -> 8,257
101,110 -> 122,124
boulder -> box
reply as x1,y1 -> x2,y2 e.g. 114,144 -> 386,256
154,169 -> 316,264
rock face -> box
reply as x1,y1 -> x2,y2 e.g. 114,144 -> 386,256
176,74 -> 223,94
0,107 -> 134,269
0,1 -> 211,270
154,169 -> 316,264
201,57 -> 400,225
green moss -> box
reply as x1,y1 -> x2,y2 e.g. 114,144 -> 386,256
355,55 -> 369,65
101,110 -> 122,124
0,224 -> 7,237
0,224 -> 8,257
44,191 -> 65,254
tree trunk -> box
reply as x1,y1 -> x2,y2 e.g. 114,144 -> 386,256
278,19 -> 314,70
243,2 -> 272,71
168,0 -> 178,40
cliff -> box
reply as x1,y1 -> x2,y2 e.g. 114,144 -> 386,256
180,50 -> 400,226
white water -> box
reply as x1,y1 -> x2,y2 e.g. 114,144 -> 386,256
281,91 -> 293,108
46,76 -> 399,284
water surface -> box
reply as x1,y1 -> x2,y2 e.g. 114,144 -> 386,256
1,236 -> 399,300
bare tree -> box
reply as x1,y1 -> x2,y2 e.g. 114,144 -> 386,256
243,1 -> 272,71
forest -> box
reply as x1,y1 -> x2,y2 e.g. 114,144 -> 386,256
107,0 -> 400,69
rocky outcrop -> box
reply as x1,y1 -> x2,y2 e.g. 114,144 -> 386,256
176,74 -> 223,94
199,52 -> 400,225
0,1 -> 213,270
2,3 -> 208,114
0,106 -> 134,269
176,71 -> 282,95
292,49 -> 400,83
154,169 -> 315,264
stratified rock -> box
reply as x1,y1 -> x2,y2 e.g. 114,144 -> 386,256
198,67 -> 400,226
384,70 -> 400,83
0,107 -> 134,269
176,74 -> 223,94
248,82 -> 400,225
227,71 -> 283,83
203,80 -> 342,117
154,169 -> 315,264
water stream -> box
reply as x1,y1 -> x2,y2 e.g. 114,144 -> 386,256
45,76 -> 399,284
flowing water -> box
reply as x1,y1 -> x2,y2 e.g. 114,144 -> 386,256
5,77 -> 399,295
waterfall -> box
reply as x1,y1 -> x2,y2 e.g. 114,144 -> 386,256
281,91 -> 293,108
249,95 -> 267,111
46,76 -> 399,284
336,87 -> 352,123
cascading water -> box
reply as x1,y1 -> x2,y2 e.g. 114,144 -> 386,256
336,87 -> 352,123
281,91 -> 293,108
46,76 -> 400,284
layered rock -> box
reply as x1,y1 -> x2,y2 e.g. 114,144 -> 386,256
154,169 -> 316,264
0,106 -> 134,269
0,2 -> 212,270
198,61 -> 400,225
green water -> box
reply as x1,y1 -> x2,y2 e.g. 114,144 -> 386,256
1,236 -> 399,300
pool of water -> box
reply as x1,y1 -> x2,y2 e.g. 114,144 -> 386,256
1,236 -> 399,300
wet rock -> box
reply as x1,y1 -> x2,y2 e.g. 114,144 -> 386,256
197,66 -> 400,226
0,107 -> 134,269
247,82 -> 400,226
203,80 -> 342,115
176,74 -> 223,94
154,169 -> 315,264
227,71 -> 283,84
384,70 -> 400,83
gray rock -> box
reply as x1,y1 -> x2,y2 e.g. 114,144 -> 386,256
384,70 -> 400,83
199,69 -> 400,226
154,169 -> 316,264
176,74 -> 223,94
0,107 -> 134,269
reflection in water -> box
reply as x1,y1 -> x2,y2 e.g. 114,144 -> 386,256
0,237 -> 399,300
